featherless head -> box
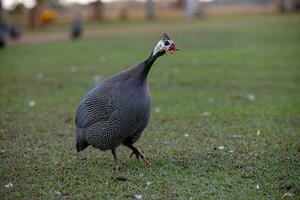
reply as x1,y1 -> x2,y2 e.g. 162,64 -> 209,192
152,32 -> 179,57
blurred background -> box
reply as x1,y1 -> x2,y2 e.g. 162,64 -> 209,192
0,0 -> 300,45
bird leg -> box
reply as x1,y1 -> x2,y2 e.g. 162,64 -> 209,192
111,148 -> 121,174
124,144 -> 151,165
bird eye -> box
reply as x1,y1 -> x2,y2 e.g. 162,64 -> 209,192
164,40 -> 170,46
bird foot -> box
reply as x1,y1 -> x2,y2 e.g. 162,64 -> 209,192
130,149 -> 151,166
141,155 -> 151,166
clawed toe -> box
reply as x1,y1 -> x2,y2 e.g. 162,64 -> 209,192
141,156 -> 151,165
130,150 -> 151,165
126,144 -> 151,166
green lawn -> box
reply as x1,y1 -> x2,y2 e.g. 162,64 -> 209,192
0,14 -> 300,199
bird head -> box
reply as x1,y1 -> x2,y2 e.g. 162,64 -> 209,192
152,33 -> 179,57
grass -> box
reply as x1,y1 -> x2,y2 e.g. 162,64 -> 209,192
1,14 -> 300,199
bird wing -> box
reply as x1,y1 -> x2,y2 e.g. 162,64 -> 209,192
75,88 -> 118,129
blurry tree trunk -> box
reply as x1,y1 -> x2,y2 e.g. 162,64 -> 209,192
280,0 -> 295,11
91,0 -> 104,21
119,1 -> 128,21
0,0 -> 4,24
119,7 -> 128,21
184,0 -> 203,20
145,0 -> 155,21
0,0 -> 7,48
28,8 -> 37,29
28,0 -> 43,29
174,0 -> 184,9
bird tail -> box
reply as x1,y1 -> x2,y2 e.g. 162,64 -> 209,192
75,128 -> 89,152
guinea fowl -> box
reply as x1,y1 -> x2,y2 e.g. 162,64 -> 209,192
8,23 -> 22,40
70,18 -> 83,40
0,23 -> 6,48
75,33 -> 179,173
